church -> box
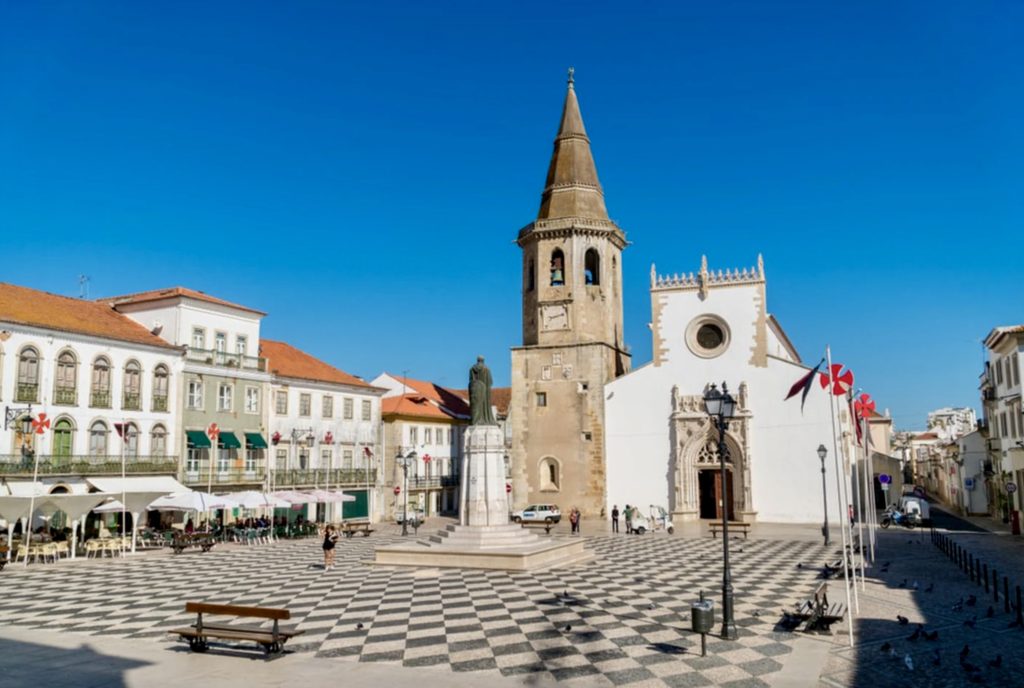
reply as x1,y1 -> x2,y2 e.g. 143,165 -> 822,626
510,75 -> 853,524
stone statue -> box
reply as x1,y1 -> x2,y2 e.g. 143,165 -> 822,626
468,356 -> 496,426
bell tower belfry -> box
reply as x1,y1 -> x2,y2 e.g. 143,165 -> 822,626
510,71 -> 630,517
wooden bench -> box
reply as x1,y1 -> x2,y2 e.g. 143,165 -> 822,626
521,522 -> 554,535
785,582 -> 846,633
708,521 -> 752,539
171,533 -> 216,554
169,602 -> 304,655
340,522 -> 374,539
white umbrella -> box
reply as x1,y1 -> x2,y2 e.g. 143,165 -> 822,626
303,489 -> 356,503
148,491 -> 238,512
271,490 -> 313,505
93,498 -> 127,513
224,491 -> 290,509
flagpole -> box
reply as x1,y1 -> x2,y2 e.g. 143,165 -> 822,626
25,424 -> 42,568
860,411 -> 873,564
837,405 -> 861,611
849,392 -> 867,591
866,419 -> 877,561
826,346 -> 855,647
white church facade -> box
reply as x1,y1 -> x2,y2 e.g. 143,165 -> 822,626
605,257 -> 854,525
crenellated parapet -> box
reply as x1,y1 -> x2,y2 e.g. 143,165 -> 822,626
650,254 -> 765,297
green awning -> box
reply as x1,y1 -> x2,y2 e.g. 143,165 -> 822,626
245,432 -> 268,449
218,431 -> 242,449
186,430 -> 211,448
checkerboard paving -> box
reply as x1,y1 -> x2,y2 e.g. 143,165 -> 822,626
0,533 -> 833,686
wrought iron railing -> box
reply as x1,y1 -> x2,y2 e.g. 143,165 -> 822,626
186,347 -> 267,372
152,394 -> 168,412
182,463 -> 266,486
272,468 -> 377,488
53,387 -> 77,405
123,392 -> 141,410
91,390 -> 112,408
0,454 -> 179,476
15,383 -> 38,403
405,475 -> 460,489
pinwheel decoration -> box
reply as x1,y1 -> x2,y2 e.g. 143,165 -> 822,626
819,364 -> 854,396
854,393 -> 876,420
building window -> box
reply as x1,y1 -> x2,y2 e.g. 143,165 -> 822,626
343,397 -> 354,419
322,395 -> 333,418
187,380 -> 204,410
299,393 -> 311,417
298,449 -> 308,470
54,350 -> 78,405
91,357 -> 112,407
584,247 -> 600,285
245,387 -> 260,414
527,259 -> 535,291
214,332 -> 227,353
424,428 -> 432,445
583,431 -> 592,441
151,424 -> 167,455
409,426 -> 418,446
236,335 -> 248,356
152,364 -> 169,411
192,327 -> 206,350
539,457 -> 560,490
245,447 -> 258,474
52,418 -> 74,458
218,383 -> 233,411
122,360 -> 142,410
16,346 -> 40,402
275,448 -> 288,470
550,249 -> 565,286
123,423 -> 139,457
217,444 -> 230,473
1014,357 -> 1021,387
89,421 -> 108,456
275,390 -> 288,415
186,447 -> 201,474
685,315 -> 731,359
536,392 -> 547,407
361,399 -> 372,421
343,448 -> 354,470
997,360 -> 1004,385
321,448 -> 333,469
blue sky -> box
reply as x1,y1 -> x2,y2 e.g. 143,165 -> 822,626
1,1 -> 1020,428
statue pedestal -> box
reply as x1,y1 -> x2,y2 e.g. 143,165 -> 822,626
374,424 -> 591,572
460,426 -> 508,527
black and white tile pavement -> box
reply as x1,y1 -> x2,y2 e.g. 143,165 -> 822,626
0,533 -> 832,687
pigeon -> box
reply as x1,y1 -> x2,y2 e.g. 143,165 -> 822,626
563,624 -> 572,633
880,642 -> 893,653
986,606 -> 994,618
924,582 -> 934,593
931,649 -> 941,667
888,646 -> 898,659
907,626 -> 921,641
924,630 -> 939,641
966,594 -> 977,607
797,562 -> 803,569
904,653 -> 914,671
897,615 -> 909,625
988,654 -> 1002,669
356,623 -> 364,630
882,561 -> 891,568
960,644 -> 971,661
752,610 -> 761,618
898,579 -> 908,588
964,616 -> 977,629
912,580 -> 919,590
952,598 -> 964,612
647,603 -> 657,610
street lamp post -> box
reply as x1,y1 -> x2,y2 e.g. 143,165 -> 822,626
817,444 -> 830,546
396,450 -> 417,536
703,382 -> 738,641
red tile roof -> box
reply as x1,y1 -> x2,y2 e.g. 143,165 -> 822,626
386,374 -> 471,417
0,282 -> 179,350
491,387 -> 511,416
261,339 -> 376,389
382,395 -> 466,421
101,286 -> 266,316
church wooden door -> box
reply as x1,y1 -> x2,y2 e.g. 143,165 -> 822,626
699,469 -> 736,520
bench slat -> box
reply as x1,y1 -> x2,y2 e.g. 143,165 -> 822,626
185,602 -> 291,620
171,628 -> 286,644
192,622 -> 303,638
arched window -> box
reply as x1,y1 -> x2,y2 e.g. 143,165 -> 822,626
124,422 -> 139,456
16,347 -> 40,402
152,364 -> 169,412
550,249 -> 565,286
539,456 -> 560,491
14,414 -> 35,455
527,259 -> 535,292
584,248 -> 600,285
89,421 -> 109,456
151,424 -> 167,455
123,360 -> 142,410
53,418 -> 75,458
91,357 -> 112,408
54,350 -> 78,405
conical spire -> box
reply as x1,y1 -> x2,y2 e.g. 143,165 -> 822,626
537,69 -> 609,221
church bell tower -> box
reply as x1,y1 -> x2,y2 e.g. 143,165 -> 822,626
510,71 -> 630,518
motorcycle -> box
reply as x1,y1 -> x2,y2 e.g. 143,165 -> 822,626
880,504 -> 915,530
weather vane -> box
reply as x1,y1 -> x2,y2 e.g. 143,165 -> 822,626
567,66 -> 574,85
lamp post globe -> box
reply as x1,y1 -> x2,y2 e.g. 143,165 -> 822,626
703,381 -> 738,641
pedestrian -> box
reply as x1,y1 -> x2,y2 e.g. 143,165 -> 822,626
611,505 -> 620,533
624,504 -> 632,535
630,505 -> 641,534
322,524 -> 338,571
569,507 -> 580,535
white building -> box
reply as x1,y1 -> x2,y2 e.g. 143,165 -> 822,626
927,407 -> 977,439
0,283 -> 183,505
981,325 -> 1024,527
262,339 -> 385,522
957,430 -> 990,515
604,257 -> 855,524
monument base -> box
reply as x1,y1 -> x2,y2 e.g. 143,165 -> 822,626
373,523 -> 592,571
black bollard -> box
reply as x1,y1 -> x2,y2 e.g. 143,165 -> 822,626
993,569 -> 999,602
984,564 -> 990,593
1005,577 -> 1011,613
1016,586 -> 1023,627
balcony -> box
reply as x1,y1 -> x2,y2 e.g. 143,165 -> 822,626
90,390 -> 112,408
406,476 -> 460,490
123,392 -> 141,411
183,462 -> 266,486
272,468 -> 377,489
53,387 -> 77,405
983,388 -> 997,401
0,454 -> 179,477
15,383 -> 38,403
186,347 -> 267,372
152,394 -> 168,412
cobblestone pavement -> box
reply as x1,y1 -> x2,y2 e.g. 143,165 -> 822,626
818,514 -> 1024,688
0,529 -> 831,687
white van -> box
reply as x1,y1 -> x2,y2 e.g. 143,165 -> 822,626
899,495 -> 931,525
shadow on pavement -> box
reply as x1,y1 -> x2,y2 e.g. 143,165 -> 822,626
930,506 -> 992,534
0,635 -> 150,688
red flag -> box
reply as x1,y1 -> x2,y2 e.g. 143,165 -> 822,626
784,358 -> 824,412
363,446 -> 373,457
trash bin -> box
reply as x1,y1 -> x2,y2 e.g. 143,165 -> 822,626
691,599 -> 714,635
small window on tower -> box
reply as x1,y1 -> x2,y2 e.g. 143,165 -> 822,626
536,392 -> 548,407
550,249 -> 565,286
527,260 -> 535,291
584,248 -> 600,285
